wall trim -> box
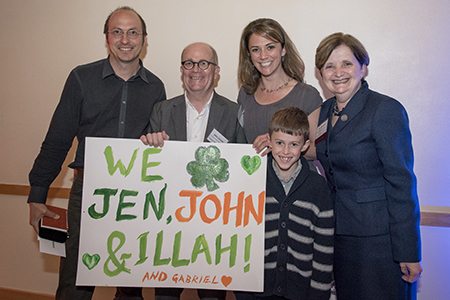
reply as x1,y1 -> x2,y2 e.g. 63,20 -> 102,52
420,206 -> 450,228
1,183 -> 449,228
0,183 -> 70,199
0,287 -> 53,299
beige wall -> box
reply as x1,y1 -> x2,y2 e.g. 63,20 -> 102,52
1,0 -> 449,299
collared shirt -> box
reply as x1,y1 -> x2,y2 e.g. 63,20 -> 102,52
272,159 -> 303,195
185,93 -> 213,142
28,57 -> 166,204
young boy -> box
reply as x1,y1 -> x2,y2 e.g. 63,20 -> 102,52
235,107 -> 334,300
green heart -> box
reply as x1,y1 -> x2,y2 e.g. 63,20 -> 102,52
241,155 -> 261,175
82,253 -> 100,270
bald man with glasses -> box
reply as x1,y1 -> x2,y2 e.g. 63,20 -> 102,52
140,42 -> 246,300
141,42 -> 245,148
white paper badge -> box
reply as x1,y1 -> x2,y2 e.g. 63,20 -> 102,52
207,128 -> 229,143
315,119 -> 328,144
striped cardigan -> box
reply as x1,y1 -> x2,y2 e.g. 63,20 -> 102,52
263,155 -> 334,300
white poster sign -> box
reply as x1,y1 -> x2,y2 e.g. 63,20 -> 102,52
77,138 -> 266,292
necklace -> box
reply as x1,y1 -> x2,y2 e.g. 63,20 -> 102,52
333,101 -> 342,116
260,77 -> 292,93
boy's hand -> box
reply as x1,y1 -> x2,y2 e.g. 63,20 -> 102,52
253,133 -> 271,156
140,131 -> 170,147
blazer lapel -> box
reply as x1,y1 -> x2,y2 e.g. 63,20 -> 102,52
204,92 -> 225,142
171,97 -> 188,141
319,99 -> 334,145
330,89 -> 366,140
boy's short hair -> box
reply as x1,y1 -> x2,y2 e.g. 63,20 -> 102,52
269,107 -> 310,139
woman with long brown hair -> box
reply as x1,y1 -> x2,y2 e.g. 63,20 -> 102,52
237,18 -> 322,161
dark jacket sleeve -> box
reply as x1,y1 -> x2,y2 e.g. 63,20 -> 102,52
309,174 -> 334,300
371,97 -> 421,262
28,70 -> 81,203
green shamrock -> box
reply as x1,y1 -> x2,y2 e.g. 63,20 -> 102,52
187,146 -> 229,191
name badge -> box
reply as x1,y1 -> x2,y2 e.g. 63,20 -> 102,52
315,119 -> 328,144
207,128 -> 229,143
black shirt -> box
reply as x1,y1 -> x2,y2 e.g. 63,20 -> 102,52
28,57 -> 166,203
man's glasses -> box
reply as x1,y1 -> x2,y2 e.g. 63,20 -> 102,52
108,29 -> 143,39
181,60 -> 216,70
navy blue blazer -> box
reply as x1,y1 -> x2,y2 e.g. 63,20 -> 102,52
149,91 -> 246,144
316,81 -> 421,263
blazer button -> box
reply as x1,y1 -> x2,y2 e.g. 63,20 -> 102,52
329,168 -> 333,175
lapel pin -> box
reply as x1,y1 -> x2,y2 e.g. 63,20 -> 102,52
341,114 -> 348,122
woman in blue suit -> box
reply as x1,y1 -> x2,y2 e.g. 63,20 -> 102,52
314,33 -> 422,300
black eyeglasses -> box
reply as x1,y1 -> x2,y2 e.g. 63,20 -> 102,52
181,60 -> 216,70
108,29 -> 143,39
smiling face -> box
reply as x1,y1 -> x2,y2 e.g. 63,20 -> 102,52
270,131 -> 310,179
106,9 -> 146,68
180,43 -> 219,96
321,44 -> 367,103
248,33 -> 286,78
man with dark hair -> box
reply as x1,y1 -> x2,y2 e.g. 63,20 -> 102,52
28,6 -> 166,300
